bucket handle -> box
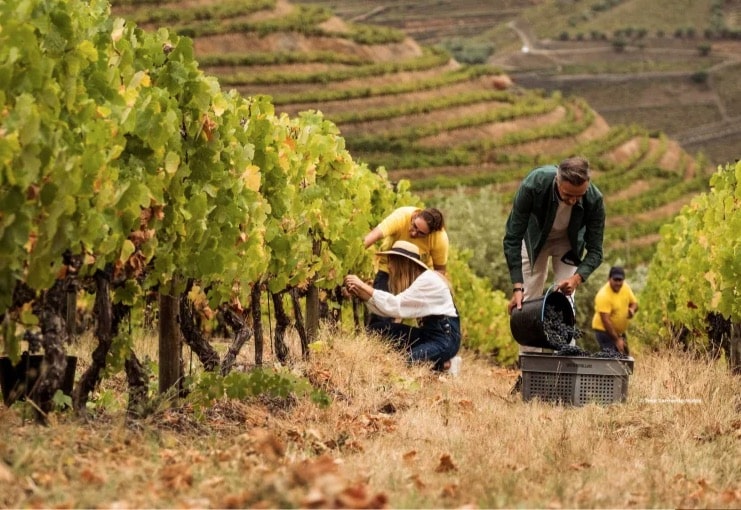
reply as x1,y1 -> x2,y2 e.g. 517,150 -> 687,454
540,283 -> 559,319
542,281 -> 576,317
544,282 -> 559,297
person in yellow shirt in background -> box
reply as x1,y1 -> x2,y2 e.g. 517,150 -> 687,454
591,266 -> 638,355
363,206 -> 449,330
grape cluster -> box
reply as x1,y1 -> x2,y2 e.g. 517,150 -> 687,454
590,350 -> 630,359
553,343 -> 629,359
542,304 -> 630,359
555,344 -> 589,356
542,304 -> 582,350
543,303 -> 628,359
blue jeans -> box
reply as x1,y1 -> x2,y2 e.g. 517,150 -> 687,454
595,330 -> 630,355
368,315 -> 461,371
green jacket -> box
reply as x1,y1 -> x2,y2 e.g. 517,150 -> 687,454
503,165 -> 605,285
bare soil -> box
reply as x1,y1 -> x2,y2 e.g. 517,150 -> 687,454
389,163 -> 513,184
418,104 -> 566,148
230,60 -> 459,98
194,32 -> 423,62
281,75 -> 495,116
607,179 -> 653,202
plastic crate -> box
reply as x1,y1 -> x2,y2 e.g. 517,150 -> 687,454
520,353 -> 634,406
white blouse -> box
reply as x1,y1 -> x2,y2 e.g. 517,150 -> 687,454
367,270 -> 458,319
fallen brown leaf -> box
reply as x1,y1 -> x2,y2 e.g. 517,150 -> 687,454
0,462 -> 14,483
435,454 -> 457,473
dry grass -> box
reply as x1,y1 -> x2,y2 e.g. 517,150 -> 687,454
1,328 -> 740,508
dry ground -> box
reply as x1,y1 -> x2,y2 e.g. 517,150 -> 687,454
1,328 -> 740,508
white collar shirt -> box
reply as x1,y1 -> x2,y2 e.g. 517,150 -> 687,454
367,270 -> 457,319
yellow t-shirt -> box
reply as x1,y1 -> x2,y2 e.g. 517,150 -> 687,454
591,281 -> 637,335
376,206 -> 449,273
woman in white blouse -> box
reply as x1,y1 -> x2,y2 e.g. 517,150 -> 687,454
345,240 -> 461,371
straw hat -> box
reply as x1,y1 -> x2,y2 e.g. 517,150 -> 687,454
376,240 -> 428,270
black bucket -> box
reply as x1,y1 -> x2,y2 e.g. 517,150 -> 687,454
510,288 -> 575,349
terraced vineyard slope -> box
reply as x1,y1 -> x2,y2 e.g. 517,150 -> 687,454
111,0 -> 715,266
295,0 -> 741,169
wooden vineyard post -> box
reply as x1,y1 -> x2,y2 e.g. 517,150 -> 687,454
306,284 -> 319,345
305,238 -> 322,344
730,322 -> 741,375
158,277 -> 182,394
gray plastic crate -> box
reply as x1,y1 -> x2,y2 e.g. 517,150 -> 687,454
520,353 -> 634,406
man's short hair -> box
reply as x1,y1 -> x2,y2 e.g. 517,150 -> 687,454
558,156 -> 590,185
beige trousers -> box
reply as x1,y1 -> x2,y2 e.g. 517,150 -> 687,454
519,238 -> 576,354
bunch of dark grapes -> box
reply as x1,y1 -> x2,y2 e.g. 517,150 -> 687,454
591,350 -> 630,359
541,304 -> 631,359
556,344 -> 589,356
542,304 -> 631,358
543,304 -> 582,351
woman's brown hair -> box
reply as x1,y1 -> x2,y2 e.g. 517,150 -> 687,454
416,208 -> 445,232
388,255 -> 426,294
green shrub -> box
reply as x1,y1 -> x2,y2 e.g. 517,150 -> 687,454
691,71 -> 709,84
438,38 -> 495,65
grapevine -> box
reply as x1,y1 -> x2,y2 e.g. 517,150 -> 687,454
0,0 -> 521,415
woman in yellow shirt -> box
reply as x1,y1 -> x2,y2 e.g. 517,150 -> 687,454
362,206 -> 449,330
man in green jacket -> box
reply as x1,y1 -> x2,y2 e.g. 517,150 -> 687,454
503,156 -> 605,352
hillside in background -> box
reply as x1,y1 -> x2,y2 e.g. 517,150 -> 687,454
289,0 -> 537,44
293,0 -> 741,170
111,0 -> 725,267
